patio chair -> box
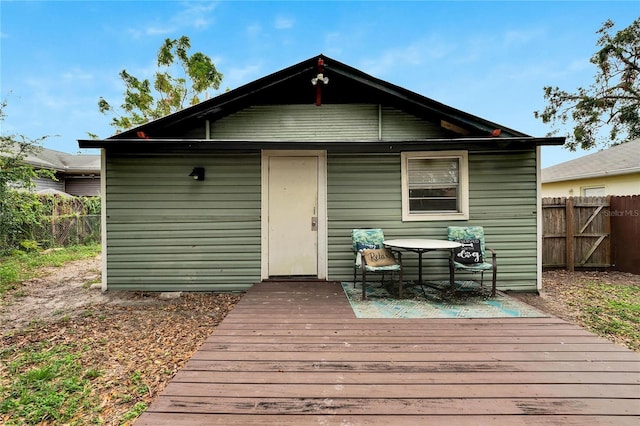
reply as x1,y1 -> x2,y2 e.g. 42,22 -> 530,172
447,226 -> 497,296
351,228 -> 403,300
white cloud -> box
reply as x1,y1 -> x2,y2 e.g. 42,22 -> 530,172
323,32 -> 343,56
145,26 -> 177,36
566,57 -> 592,73
224,63 -> 263,89
174,1 -> 218,30
24,77 -> 72,110
502,28 -> 546,48
360,36 -> 455,77
62,68 -> 93,82
246,23 -> 262,37
124,1 -> 217,39
125,24 -> 175,40
274,15 -> 294,30
445,26 -> 548,66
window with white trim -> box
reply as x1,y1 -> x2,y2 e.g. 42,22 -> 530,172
582,186 -> 605,197
401,151 -> 469,221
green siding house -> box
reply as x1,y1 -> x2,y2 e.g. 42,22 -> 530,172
79,54 -> 563,293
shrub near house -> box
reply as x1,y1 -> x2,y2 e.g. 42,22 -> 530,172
0,192 -> 100,254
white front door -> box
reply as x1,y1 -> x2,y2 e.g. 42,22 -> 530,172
267,156 -> 319,276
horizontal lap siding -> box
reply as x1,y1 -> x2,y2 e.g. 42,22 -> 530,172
468,152 -> 538,290
65,177 -> 101,196
381,106 -> 448,139
210,105 -> 447,141
327,154 -> 401,282
34,175 -> 65,192
105,152 -> 261,291
327,150 -> 538,291
211,105 -> 379,141
104,104 -> 539,292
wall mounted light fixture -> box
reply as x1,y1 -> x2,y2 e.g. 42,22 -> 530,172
311,58 -> 329,106
311,58 -> 329,86
311,73 -> 329,86
189,167 -> 205,181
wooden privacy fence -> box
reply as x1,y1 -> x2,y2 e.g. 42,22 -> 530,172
610,195 -> 640,275
542,196 -> 640,274
542,197 -> 610,270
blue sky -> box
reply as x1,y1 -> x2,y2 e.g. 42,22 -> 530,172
1,1 -> 637,167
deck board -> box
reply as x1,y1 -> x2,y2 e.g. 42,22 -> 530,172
137,281 -> 640,425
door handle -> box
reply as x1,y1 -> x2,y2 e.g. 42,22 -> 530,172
311,217 -> 318,231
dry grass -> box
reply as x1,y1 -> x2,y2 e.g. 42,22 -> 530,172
510,270 -> 640,351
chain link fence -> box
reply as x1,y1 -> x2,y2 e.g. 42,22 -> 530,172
29,214 -> 101,247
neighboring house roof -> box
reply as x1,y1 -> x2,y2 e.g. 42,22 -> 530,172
34,188 -> 74,197
19,145 -> 100,174
542,139 -> 640,183
79,54 -> 564,150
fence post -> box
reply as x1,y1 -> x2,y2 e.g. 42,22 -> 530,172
605,195 -> 611,268
566,197 -> 574,271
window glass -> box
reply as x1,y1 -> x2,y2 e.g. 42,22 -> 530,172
582,186 -> 605,196
407,158 -> 459,212
401,151 -> 468,221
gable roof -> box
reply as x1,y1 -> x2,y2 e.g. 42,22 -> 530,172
8,144 -> 100,174
542,139 -> 640,183
79,54 -> 564,150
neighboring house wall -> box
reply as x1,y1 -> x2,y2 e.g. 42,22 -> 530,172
33,174 -> 101,196
104,105 -> 539,292
33,175 -> 65,192
542,173 -> 640,197
65,176 -> 101,196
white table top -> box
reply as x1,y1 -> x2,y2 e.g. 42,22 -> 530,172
384,238 -> 462,250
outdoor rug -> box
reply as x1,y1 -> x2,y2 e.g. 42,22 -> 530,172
341,281 -> 548,319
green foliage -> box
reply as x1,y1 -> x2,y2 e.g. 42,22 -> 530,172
18,240 -> 40,252
81,195 -> 101,215
98,35 -> 223,132
120,402 -> 148,423
1,191 -> 50,252
0,111 -> 53,194
0,99 -> 61,253
535,18 -> 640,150
0,186 -> 101,253
0,342 -> 99,424
0,244 -> 101,298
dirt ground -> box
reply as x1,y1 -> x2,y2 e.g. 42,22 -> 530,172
1,256 -> 638,424
0,256 -> 242,425
3,256 -> 638,334
509,269 -> 640,325
2,255 -> 120,333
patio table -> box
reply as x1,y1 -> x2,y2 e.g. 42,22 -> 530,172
384,239 -> 462,292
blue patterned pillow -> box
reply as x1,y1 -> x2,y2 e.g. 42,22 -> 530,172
352,229 -> 385,251
355,242 -> 378,251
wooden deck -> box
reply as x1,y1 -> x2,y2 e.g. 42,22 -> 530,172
137,281 -> 640,425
